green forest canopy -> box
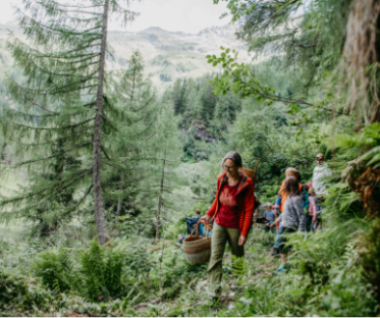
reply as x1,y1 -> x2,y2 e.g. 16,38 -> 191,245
1,0 -> 380,316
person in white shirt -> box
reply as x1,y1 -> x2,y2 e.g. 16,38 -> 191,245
312,153 -> 331,230
312,154 -> 332,196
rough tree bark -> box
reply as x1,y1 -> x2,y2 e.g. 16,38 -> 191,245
93,0 -> 110,245
341,0 -> 380,123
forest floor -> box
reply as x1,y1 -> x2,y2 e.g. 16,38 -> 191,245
2,218 -> 376,317
0,222 -> 284,317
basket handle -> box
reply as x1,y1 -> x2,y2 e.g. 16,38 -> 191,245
189,222 -> 200,238
204,223 -> 212,238
189,221 -> 212,239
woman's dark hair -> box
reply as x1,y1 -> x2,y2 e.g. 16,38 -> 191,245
281,176 -> 300,197
222,151 -> 243,168
303,184 -> 309,192
221,151 -> 243,185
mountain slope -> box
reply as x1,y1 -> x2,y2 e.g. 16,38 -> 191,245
107,25 -> 250,87
0,22 -> 250,89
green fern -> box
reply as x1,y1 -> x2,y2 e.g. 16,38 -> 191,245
78,240 -> 125,301
33,249 -> 73,292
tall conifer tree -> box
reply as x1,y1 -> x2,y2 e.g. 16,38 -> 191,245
1,0 -> 135,244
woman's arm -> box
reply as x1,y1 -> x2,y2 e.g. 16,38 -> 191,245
240,182 -> 255,237
206,176 -> 220,217
270,216 -> 281,227
200,177 -> 220,224
206,197 -> 218,217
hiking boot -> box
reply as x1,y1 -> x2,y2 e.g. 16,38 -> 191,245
275,264 -> 287,274
271,247 -> 279,256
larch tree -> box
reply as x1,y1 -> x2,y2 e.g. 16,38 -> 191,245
151,92 -> 180,242
104,50 -> 158,221
1,0 -> 136,244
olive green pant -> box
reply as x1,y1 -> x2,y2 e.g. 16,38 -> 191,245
207,222 -> 244,298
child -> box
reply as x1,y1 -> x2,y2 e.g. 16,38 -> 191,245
305,183 -> 317,232
271,168 -> 303,256
271,176 -> 306,273
263,202 -> 276,233
306,185 -> 318,231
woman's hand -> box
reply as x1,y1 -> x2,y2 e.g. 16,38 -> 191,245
199,214 -> 210,225
270,219 -> 279,227
238,235 -> 246,246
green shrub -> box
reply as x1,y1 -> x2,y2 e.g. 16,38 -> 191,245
358,219 -> 380,307
33,249 -> 73,292
0,269 -> 29,308
0,269 -> 50,311
78,240 -> 125,301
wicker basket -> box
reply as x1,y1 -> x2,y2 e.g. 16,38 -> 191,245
182,225 -> 211,264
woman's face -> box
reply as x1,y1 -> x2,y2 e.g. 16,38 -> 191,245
224,159 -> 239,178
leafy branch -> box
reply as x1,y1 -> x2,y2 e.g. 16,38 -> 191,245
207,47 -> 346,115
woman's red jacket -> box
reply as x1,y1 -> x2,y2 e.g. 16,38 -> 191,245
206,172 -> 255,237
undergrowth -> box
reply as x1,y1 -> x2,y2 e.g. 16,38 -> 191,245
0,219 -> 378,316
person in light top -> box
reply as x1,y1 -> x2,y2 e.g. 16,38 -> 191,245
312,154 -> 331,197
312,154 -> 332,230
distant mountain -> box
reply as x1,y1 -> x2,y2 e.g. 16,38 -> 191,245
0,22 -> 251,89
107,25 -> 251,88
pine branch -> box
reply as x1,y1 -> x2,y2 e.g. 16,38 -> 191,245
24,95 -> 59,114
48,84 -> 98,95
42,169 -> 93,204
0,169 -> 92,212
45,44 -> 101,57
23,15 -> 102,37
5,107 -> 88,119
58,184 -> 94,220
100,113 -> 118,131
101,145 -> 111,160
101,160 -> 147,171
18,127 -> 93,147
1,117 -> 95,131
0,185 -> 53,206
12,142 -> 92,167
14,39 -> 102,61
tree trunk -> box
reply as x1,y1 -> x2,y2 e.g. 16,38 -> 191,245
155,151 -> 166,242
93,0 -> 110,245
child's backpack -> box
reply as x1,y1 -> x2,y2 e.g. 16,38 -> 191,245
301,185 -> 310,216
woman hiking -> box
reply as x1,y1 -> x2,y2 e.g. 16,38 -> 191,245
199,151 -> 254,302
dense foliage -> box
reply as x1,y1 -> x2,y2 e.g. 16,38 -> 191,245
1,0 -> 380,316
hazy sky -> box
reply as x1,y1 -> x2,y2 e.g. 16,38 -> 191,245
1,0 -> 231,33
